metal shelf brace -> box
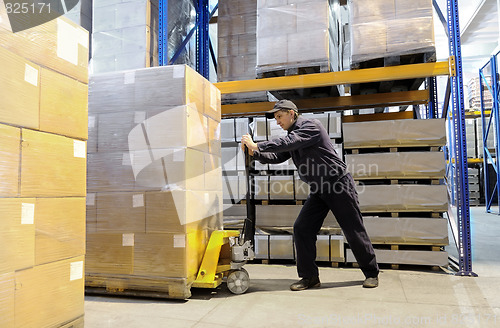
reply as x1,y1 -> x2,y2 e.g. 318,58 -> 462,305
447,0 -> 476,276
480,52 -> 500,213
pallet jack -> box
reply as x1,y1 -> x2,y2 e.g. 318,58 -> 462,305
191,127 -> 256,294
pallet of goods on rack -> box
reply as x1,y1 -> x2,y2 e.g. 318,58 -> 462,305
343,118 -> 449,268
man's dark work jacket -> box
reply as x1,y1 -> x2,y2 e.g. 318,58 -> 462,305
253,116 -> 347,193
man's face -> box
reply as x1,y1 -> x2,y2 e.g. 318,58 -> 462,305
274,110 -> 296,131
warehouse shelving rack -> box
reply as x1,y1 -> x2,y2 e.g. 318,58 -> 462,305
158,0 -> 475,276
479,52 -> 500,214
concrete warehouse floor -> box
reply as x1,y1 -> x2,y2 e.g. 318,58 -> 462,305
84,207 -> 500,328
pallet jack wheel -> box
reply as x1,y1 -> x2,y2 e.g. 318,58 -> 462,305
227,268 -> 250,294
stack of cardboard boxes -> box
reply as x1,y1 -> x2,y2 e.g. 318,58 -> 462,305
0,11 -> 88,327
218,0 -> 267,103
91,0 -> 159,73
86,65 -> 223,299
344,119 -> 449,267
349,0 -> 435,65
256,0 -> 341,75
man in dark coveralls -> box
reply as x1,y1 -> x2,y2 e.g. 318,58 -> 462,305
241,99 -> 379,291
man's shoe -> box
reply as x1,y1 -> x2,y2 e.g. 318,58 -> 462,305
290,277 -> 321,291
363,277 -> 379,288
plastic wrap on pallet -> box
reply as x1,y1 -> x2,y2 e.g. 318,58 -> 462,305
15,256 -> 85,327
256,0 -> 341,74
348,0 -> 435,64
346,152 -> 445,179
363,217 -> 448,245
343,119 -> 446,148
357,184 -> 448,213
86,65 -> 223,295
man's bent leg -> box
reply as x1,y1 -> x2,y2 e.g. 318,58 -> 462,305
326,175 -> 379,279
293,193 -> 330,279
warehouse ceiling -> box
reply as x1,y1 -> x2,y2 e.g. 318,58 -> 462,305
434,0 -> 499,80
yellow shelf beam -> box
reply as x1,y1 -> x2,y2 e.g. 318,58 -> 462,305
222,90 -> 429,117
215,60 -> 451,94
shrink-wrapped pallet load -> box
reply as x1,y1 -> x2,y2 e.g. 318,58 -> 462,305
348,0 -> 435,65
86,64 -> 223,299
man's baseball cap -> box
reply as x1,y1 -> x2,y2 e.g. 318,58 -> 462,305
265,99 -> 298,118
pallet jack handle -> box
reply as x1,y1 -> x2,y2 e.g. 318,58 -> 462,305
241,122 -> 256,245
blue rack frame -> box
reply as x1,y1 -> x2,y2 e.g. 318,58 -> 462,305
479,52 -> 500,214
445,0 -> 476,276
433,0 -> 476,276
158,0 -> 218,79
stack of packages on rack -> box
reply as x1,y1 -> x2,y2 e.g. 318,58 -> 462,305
348,0 -> 435,66
343,119 -> 449,268
0,6 -> 88,327
218,0 -> 268,103
91,0 -> 197,74
221,112 -> 345,263
256,0 -> 344,81
86,65 -> 223,299
91,0 -> 159,73
467,77 -> 493,111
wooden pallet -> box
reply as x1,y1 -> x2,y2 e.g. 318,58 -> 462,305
256,62 -> 340,100
346,243 -> 447,270
345,146 -> 441,154
355,178 -> 442,185
360,211 -> 445,218
85,274 -> 192,300
350,49 -> 436,113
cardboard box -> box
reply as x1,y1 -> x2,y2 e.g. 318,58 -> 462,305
0,46 -> 39,129
0,124 -> 20,197
343,119 -> 446,148
21,129 -> 86,197
145,191 -> 223,233
0,198 -> 35,274
0,14 -> 89,83
345,152 -> 445,179
0,272 -> 14,328
95,192 -> 146,233
35,198 -> 86,266
357,185 -> 448,213
15,256 -> 85,327
86,233 -> 134,275
133,230 -> 209,280
40,68 -> 88,140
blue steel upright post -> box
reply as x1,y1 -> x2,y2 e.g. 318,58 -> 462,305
447,0 -> 476,276
196,0 -> 210,79
490,56 -> 500,209
158,0 -> 168,66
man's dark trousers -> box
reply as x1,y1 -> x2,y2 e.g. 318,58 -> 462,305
293,174 -> 379,279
